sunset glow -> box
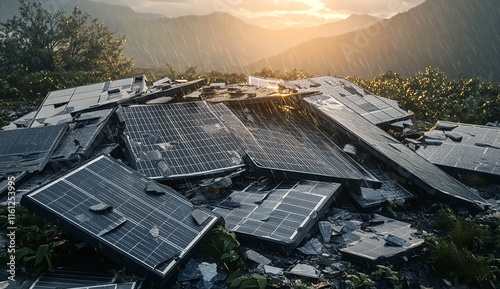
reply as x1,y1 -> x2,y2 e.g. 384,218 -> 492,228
92,0 -> 425,29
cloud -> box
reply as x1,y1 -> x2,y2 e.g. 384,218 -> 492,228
322,0 -> 425,17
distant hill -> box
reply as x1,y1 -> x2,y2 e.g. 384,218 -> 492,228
122,12 -> 380,70
0,0 -> 380,70
248,0 -> 500,81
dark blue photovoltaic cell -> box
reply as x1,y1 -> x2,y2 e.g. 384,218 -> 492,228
283,76 -> 412,126
303,95 -> 487,209
212,180 -> 342,249
417,121 -> 500,178
210,104 -> 380,186
117,102 -> 245,180
22,155 -> 219,285
0,125 -> 67,176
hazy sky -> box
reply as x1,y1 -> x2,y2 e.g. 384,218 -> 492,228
91,0 -> 426,29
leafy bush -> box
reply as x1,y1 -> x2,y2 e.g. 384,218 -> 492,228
424,208 -> 499,287
349,67 -> 500,127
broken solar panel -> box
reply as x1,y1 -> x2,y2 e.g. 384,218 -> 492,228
349,164 -> 414,209
212,179 -> 342,249
117,102 -> 245,180
283,76 -> 413,126
340,215 -> 423,263
416,121 -> 500,178
29,267 -> 120,289
210,103 -> 381,186
128,79 -> 205,104
51,108 -> 118,162
21,155 -> 219,286
29,76 -> 146,127
303,94 -> 488,209
0,125 -> 67,176
200,84 -> 300,105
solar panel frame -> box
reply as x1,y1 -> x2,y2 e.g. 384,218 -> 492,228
210,103 -> 381,186
416,121 -> 500,179
117,102 -> 246,180
0,125 -> 67,176
212,179 -> 342,250
283,76 -> 413,126
303,94 -> 488,209
21,155 -> 219,286
50,108 -> 117,162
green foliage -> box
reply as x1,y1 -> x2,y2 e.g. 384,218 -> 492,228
0,206 -> 69,276
0,0 -> 133,100
371,265 -> 403,289
343,271 -> 376,288
252,67 -> 312,81
200,224 -> 244,271
226,273 -> 267,289
424,208 -> 499,287
133,65 -> 247,86
349,67 -> 500,127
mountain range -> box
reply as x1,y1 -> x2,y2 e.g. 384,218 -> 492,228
248,0 -> 500,81
2,0 -> 499,80
0,0 -> 380,70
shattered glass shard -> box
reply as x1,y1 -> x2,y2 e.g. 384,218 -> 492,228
298,238 -> 324,255
150,225 -> 160,238
89,203 -> 113,213
192,209 -> 211,226
319,221 -> 332,244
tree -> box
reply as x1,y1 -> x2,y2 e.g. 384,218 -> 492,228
0,0 -> 133,99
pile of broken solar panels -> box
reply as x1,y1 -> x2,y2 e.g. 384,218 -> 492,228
1,75 -> 490,287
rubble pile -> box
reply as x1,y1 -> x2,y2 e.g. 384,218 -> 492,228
0,75 -> 498,288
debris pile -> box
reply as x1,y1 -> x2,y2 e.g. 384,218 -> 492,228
1,75 -> 498,288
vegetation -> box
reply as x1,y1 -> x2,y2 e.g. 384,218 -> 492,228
0,206 -> 72,276
349,67 -> 500,127
0,0 -> 133,101
424,208 -> 500,288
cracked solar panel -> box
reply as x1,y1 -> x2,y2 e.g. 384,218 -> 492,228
348,163 -> 414,209
416,121 -> 500,178
30,76 -> 146,127
117,102 -> 245,180
21,155 -> 219,286
303,94 -> 487,209
283,76 -> 412,126
50,108 -> 117,162
210,103 -> 380,186
212,179 -> 342,249
0,125 -> 67,176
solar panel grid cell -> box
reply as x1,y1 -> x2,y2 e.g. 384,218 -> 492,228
118,102 -> 245,180
22,155 -> 219,285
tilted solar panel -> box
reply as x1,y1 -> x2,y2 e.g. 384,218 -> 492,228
117,102 -> 245,180
22,155 -> 219,286
210,103 -> 381,186
0,125 -> 67,176
283,76 -> 412,126
212,179 -> 342,250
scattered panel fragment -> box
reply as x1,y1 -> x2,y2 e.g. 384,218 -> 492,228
416,121 -> 500,179
0,125 -> 67,176
283,76 -> 413,126
212,179 -> 342,250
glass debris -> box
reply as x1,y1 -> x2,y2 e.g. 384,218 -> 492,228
287,264 -> 318,279
245,249 -> 272,265
298,238 -> 325,255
